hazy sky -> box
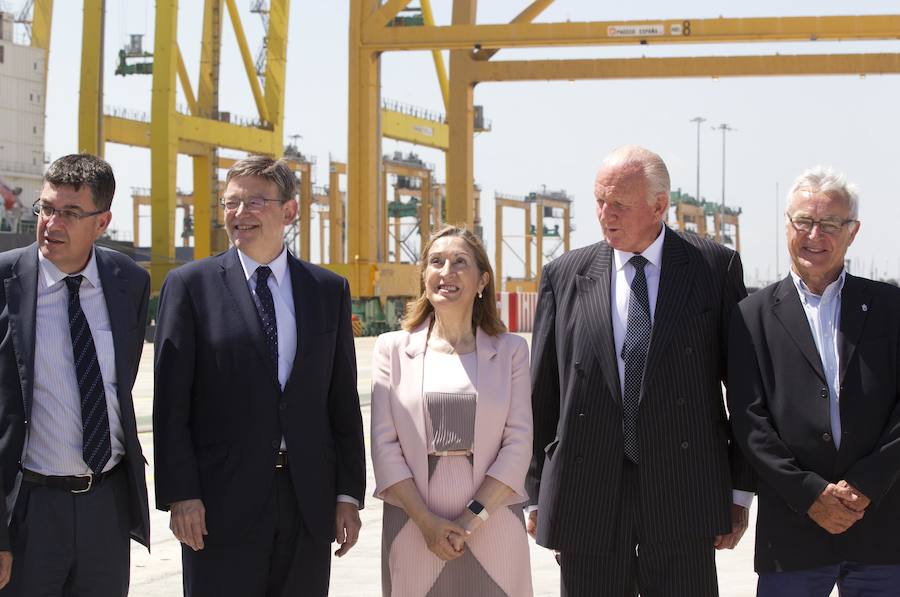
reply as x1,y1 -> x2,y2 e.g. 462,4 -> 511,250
21,0 -> 900,285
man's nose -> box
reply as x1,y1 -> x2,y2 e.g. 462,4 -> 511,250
807,223 -> 823,239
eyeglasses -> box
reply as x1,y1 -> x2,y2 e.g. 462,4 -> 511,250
787,214 -> 857,236
32,200 -> 106,222
220,196 -> 284,212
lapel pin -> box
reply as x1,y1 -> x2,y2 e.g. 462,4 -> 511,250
861,304 -> 868,312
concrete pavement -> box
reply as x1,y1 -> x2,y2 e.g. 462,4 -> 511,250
128,336 -> 774,596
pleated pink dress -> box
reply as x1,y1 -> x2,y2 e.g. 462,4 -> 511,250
381,350 -> 533,597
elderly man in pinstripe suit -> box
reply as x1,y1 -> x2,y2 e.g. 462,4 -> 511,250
526,145 -> 755,596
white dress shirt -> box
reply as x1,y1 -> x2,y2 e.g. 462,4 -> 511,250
790,268 -> 845,449
611,225 -> 752,509
25,250 -> 125,476
236,246 -> 357,506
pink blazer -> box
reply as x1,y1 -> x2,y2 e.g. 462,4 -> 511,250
371,320 -> 533,508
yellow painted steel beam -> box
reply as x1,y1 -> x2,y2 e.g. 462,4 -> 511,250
103,115 -> 202,155
472,53 -> 900,82
192,155 -> 212,259
364,15 -> 900,51
474,0 -> 555,61
419,0 -> 449,110
101,115 -> 271,156
347,0 -> 382,295
150,0 -> 180,292
446,0 -> 476,229
31,0 -> 53,57
176,114 -> 280,154
194,0 -> 224,259
176,45 -> 198,115
329,161 -> 346,264
78,0 -> 104,156
197,0 -> 223,113
364,0 -> 412,35
224,0 -> 271,124
264,0 -> 290,154
382,107 -> 449,148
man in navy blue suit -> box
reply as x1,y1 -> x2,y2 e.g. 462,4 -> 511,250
0,154 -> 150,596
153,155 -> 366,597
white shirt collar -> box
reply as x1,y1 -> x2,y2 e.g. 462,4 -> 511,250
237,245 -> 289,287
613,223 -> 666,272
790,267 -> 846,302
37,247 -> 102,290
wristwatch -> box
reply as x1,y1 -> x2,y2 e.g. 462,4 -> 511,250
466,499 -> 489,522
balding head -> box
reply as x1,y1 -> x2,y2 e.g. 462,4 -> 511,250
594,145 -> 670,206
593,145 -> 669,253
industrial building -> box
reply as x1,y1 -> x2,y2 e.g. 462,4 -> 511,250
0,9 -> 45,242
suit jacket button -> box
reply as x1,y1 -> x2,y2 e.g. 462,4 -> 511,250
575,456 -> 584,464
822,432 -> 832,443
279,402 -> 287,411
685,346 -> 693,355
680,441 -> 689,450
676,397 -> 685,406
271,440 -> 280,449
577,412 -> 586,419
820,387 -> 828,398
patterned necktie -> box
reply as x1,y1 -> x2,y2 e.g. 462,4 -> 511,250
255,266 -> 279,369
620,255 -> 651,464
65,275 -> 111,474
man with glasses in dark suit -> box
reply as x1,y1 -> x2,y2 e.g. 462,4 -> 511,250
0,154 -> 150,595
728,166 -> 900,596
153,155 -> 365,597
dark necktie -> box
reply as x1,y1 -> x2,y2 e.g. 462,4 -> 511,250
620,255 -> 651,464
255,266 -> 279,369
65,275 -> 111,474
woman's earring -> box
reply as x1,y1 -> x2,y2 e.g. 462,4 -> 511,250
478,290 -> 483,299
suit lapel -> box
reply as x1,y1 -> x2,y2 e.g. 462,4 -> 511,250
4,244 -> 39,419
837,274 -> 870,385
96,249 -> 131,392
219,248 -> 278,383
283,254 -> 317,392
577,243 -> 622,405
403,322 -> 429,494
473,328 -> 499,481
643,228 -> 693,393
772,276 -> 826,383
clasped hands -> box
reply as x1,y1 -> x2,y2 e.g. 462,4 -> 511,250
415,510 -> 482,561
807,480 -> 871,534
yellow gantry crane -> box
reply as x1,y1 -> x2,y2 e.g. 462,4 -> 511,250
349,0 -> 900,301
73,0 -> 290,291
494,188 -> 571,292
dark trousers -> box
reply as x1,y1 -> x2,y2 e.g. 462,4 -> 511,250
182,466 -> 331,597
758,562 -> 900,597
560,460 -> 718,597
1,465 -> 132,597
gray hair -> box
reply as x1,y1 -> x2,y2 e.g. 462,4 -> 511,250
225,155 -> 297,202
787,166 -> 859,220
599,145 -> 671,204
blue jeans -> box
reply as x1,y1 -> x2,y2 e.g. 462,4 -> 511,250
758,562 -> 900,597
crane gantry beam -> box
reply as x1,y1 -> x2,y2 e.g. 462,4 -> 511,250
363,14 -> 900,51
347,1 -> 900,301
76,0 -> 290,291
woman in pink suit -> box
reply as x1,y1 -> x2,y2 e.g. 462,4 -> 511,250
371,226 -> 534,597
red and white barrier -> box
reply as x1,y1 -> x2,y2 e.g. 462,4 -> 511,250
496,291 -> 538,333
